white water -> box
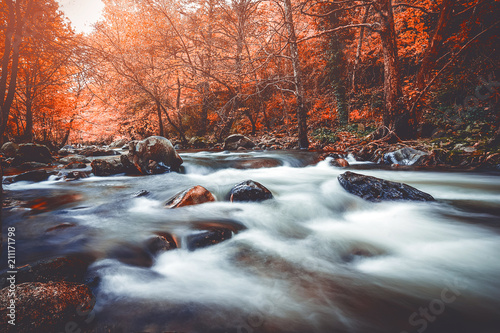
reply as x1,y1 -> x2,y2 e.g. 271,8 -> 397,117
3,152 -> 500,333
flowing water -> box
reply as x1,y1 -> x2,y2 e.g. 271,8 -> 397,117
2,151 -> 500,333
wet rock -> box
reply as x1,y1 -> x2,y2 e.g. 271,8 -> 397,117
58,155 -> 91,165
186,228 -> 233,251
63,170 -> 91,181
0,282 -> 94,333
13,169 -> 50,182
189,136 -> 207,148
134,190 -> 150,197
80,146 -> 118,157
91,157 -> 125,176
109,138 -> 128,148
0,254 -> 95,289
228,180 -> 273,202
223,134 -> 255,151
57,145 -> 76,156
46,223 -> 76,232
12,143 -> 53,166
123,136 -> 183,174
65,161 -> 88,169
330,158 -> 350,168
338,171 -> 435,202
17,161 -> 49,170
145,232 -> 177,255
165,185 -> 216,208
384,148 -> 428,166
1,142 -> 19,157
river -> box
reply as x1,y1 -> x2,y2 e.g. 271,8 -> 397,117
2,150 -> 500,333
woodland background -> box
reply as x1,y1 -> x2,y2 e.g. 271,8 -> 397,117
1,0 -> 499,150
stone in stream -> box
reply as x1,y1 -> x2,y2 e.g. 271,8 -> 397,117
145,232 -> 178,255
91,157 -> 126,176
109,138 -> 129,148
108,244 -> 154,267
222,134 -> 256,151
79,146 -> 118,157
0,142 -> 19,157
123,136 -> 183,174
0,282 -> 94,332
58,155 -> 91,165
186,228 -> 233,251
165,185 -> 216,208
13,169 -> 50,182
338,171 -> 435,202
383,147 -> 428,166
330,158 -> 350,168
228,180 -> 273,202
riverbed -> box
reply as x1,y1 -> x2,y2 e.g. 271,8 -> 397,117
2,150 -> 500,333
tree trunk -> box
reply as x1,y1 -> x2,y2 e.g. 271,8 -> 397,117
156,100 -> 165,137
416,0 -> 454,91
352,4 -> 371,91
283,0 -> 309,149
374,0 -> 411,139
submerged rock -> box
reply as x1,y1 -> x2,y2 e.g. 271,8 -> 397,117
228,180 -> 273,202
330,158 -> 350,168
223,134 -> 255,151
123,136 -> 183,174
165,185 -> 216,208
338,171 -> 435,202
0,282 -> 94,332
186,228 -> 233,251
384,147 -> 428,166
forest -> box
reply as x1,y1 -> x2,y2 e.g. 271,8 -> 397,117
1,0 -> 498,153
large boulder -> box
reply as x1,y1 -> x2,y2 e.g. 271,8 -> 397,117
12,143 -> 53,166
1,142 -> 19,158
223,134 -> 255,151
338,171 -> 435,202
165,185 -> 216,208
0,282 -> 94,332
123,136 -> 183,174
228,180 -> 273,202
384,147 -> 428,166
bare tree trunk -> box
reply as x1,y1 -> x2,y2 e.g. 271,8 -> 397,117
283,0 -> 309,149
352,4 -> 371,91
156,100 -> 165,137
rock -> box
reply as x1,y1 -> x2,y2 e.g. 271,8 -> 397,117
91,157 -> 125,176
123,136 -> 183,174
109,138 -> 128,148
65,162 -> 88,169
80,146 -> 118,157
186,228 -> 233,251
13,169 -> 50,182
145,232 -> 177,255
46,223 -> 76,232
0,282 -> 94,332
1,142 -> 18,157
189,136 -> 207,148
17,161 -> 49,170
58,145 -> 76,156
12,143 -> 53,166
228,180 -> 273,202
64,170 -> 91,181
384,147 -> 428,166
134,190 -> 150,197
165,185 -> 216,208
223,134 -> 255,151
338,171 -> 435,202
58,155 -> 91,164
0,254 -> 95,289
330,158 -> 350,168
